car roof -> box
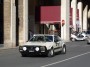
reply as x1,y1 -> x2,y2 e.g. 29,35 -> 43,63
33,34 -> 56,36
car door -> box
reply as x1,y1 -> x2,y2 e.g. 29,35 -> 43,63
77,34 -> 84,40
54,36 -> 61,52
57,36 -> 63,50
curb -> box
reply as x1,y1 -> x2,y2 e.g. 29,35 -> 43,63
0,46 -> 18,50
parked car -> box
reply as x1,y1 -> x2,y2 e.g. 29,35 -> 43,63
86,35 -> 90,44
70,32 -> 87,41
19,34 -> 66,57
82,30 -> 90,37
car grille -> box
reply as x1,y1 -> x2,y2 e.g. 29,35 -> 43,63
25,46 -> 46,52
27,46 -> 36,51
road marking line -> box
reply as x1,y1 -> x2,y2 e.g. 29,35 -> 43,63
41,52 -> 90,67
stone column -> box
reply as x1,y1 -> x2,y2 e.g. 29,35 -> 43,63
3,0 -> 12,48
83,5 -> 88,31
88,9 -> 90,29
11,0 -> 16,47
23,0 -> 28,43
78,2 -> 83,32
61,0 -> 70,42
88,9 -> 90,18
71,0 -> 77,31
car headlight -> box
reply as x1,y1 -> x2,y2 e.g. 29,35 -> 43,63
35,47 -> 39,51
23,47 -> 27,51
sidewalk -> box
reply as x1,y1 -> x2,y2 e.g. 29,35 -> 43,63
0,44 -> 18,50
0,44 -> 4,49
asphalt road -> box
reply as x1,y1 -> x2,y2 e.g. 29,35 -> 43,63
0,41 -> 90,67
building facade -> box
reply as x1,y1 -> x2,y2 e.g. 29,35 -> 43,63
2,0 -> 44,48
0,0 -> 61,48
0,0 -> 90,48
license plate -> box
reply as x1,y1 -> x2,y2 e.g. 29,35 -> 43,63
29,51 -> 34,52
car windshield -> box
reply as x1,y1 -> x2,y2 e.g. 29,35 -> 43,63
77,34 -> 84,38
45,36 -> 53,42
29,36 -> 53,42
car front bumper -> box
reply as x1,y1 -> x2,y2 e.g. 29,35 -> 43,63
19,46 -> 49,55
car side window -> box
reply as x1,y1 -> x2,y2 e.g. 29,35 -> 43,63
54,36 -> 59,42
77,34 -> 84,37
45,37 -> 52,42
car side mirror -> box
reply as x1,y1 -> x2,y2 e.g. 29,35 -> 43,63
54,40 -> 58,42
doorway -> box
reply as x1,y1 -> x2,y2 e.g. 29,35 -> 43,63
0,0 -> 4,44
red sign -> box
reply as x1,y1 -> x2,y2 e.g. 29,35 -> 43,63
77,9 -> 79,20
70,8 -> 73,25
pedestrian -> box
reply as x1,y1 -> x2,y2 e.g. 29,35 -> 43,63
29,30 -> 34,39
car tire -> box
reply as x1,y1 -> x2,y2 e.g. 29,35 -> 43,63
61,45 -> 66,54
71,38 -> 75,41
87,42 -> 90,44
47,48 -> 54,57
87,40 -> 90,44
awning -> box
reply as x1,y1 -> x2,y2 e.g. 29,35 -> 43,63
40,6 -> 61,24
36,6 -> 73,25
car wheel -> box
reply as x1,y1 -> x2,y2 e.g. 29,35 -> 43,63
47,48 -> 54,57
87,42 -> 90,44
61,45 -> 66,54
87,40 -> 90,44
71,38 -> 75,41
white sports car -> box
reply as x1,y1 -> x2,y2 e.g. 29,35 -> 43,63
71,33 -> 87,41
19,34 -> 66,57
86,36 -> 90,44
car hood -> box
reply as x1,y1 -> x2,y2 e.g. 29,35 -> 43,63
23,41 -> 50,46
71,34 -> 77,38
